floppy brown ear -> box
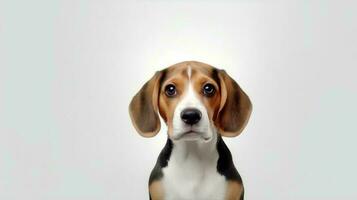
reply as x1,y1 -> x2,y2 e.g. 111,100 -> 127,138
129,71 -> 163,137
215,70 -> 252,137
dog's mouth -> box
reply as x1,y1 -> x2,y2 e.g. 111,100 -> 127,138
182,130 -> 199,135
172,130 -> 210,141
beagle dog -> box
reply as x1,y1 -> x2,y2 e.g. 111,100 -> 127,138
129,61 -> 252,200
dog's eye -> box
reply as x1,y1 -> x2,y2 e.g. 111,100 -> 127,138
165,84 -> 177,97
203,83 -> 215,96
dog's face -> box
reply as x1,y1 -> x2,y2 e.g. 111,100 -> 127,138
158,63 -> 221,141
129,61 -> 252,141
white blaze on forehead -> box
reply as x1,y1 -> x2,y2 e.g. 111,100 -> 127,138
185,78 -> 199,107
184,66 -> 198,107
187,66 -> 192,80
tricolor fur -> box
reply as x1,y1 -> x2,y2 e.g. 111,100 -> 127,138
129,61 -> 252,200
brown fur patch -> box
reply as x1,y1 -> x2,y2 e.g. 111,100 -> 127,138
190,67 -> 221,122
215,70 -> 252,137
149,180 -> 164,200
158,65 -> 189,137
129,71 -> 163,137
225,181 -> 244,200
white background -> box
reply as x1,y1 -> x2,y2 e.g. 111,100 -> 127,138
1,0 -> 357,199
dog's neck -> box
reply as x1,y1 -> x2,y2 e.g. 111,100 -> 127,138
169,131 -> 219,165
161,132 -> 230,200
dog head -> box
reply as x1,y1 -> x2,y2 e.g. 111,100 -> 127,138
129,61 -> 252,142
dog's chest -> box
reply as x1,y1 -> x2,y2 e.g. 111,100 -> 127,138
162,150 -> 227,200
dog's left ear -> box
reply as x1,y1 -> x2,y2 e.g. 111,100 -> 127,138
215,70 -> 252,137
129,71 -> 163,137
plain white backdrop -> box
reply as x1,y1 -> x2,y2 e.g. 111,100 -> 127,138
1,0 -> 357,199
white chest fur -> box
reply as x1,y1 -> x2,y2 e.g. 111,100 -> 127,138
162,137 -> 227,200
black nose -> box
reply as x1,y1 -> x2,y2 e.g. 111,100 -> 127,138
181,108 -> 202,125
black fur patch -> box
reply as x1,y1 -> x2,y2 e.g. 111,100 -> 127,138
216,135 -> 243,183
149,138 -> 173,184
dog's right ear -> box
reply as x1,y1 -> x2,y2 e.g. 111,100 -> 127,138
129,71 -> 164,137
